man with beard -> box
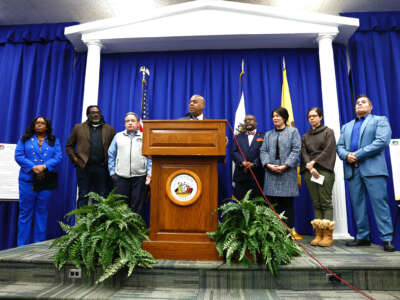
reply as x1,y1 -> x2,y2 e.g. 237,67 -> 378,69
231,114 -> 264,200
66,105 -> 115,207
337,95 -> 395,252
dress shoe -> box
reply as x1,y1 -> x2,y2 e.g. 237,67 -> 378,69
383,241 -> 395,252
345,239 -> 371,247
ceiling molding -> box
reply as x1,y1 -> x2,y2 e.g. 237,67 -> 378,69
65,0 -> 359,53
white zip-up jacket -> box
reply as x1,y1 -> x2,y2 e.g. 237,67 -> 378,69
108,130 -> 150,178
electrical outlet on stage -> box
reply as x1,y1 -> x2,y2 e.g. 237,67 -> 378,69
326,273 -> 341,284
68,268 -> 82,279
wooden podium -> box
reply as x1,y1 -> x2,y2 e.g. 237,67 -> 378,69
142,120 -> 226,261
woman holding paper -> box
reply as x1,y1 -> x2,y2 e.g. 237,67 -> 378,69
301,107 -> 336,247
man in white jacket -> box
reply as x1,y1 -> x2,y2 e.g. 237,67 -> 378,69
108,112 -> 152,218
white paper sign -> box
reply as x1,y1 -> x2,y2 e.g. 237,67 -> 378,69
389,139 -> 400,201
0,143 -> 19,200
311,174 -> 325,185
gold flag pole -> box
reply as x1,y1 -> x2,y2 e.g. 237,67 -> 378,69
281,56 -> 303,240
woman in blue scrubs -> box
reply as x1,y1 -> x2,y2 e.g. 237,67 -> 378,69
15,116 -> 62,246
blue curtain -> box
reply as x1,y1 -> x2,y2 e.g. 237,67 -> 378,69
2,18 -> 397,250
333,43 -> 358,237
98,48 -> 324,235
340,12 -> 400,248
0,23 -> 86,250
340,12 -> 400,136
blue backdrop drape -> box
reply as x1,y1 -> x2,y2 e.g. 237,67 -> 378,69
0,23 -> 86,250
98,48 -> 325,235
3,13 -> 398,251
333,44 -> 358,240
340,12 -> 400,248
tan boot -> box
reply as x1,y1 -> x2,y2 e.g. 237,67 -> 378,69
319,220 -> 336,247
310,219 -> 323,246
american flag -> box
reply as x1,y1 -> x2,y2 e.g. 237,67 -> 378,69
139,66 -> 150,132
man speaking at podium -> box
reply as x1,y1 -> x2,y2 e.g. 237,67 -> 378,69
181,94 -> 206,120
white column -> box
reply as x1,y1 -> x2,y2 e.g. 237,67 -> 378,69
81,40 -> 103,122
317,33 -> 351,239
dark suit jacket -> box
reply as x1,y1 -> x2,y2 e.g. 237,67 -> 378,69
179,113 -> 208,120
231,131 -> 264,183
66,121 -> 115,168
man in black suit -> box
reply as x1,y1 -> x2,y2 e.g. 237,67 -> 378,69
181,94 -> 206,120
231,114 -> 265,200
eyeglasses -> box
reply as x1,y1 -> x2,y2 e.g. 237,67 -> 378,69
88,110 -> 101,115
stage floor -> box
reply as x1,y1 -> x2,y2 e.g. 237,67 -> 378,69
0,236 -> 399,299
0,282 -> 400,299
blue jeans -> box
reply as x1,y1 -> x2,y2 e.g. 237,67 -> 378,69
348,167 -> 393,242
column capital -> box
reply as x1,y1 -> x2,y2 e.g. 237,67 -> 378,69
81,39 -> 103,122
84,39 -> 103,49
316,33 -> 337,43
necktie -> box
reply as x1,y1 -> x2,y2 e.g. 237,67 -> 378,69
246,130 -> 256,135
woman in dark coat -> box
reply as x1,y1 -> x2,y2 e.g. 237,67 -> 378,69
15,116 -> 62,246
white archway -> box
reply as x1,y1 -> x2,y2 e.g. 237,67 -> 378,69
65,0 -> 359,238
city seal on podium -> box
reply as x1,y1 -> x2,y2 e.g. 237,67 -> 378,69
166,169 -> 202,206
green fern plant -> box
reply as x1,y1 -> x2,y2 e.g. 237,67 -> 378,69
50,190 -> 156,284
207,190 -> 301,275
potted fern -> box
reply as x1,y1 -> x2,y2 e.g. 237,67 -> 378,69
50,190 -> 156,284
207,190 -> 301,275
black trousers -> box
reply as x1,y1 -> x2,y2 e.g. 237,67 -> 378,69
267,196 -> 294,228
112,175 -> 146,219
76,164 -> 108,208
233,177 -> 264,200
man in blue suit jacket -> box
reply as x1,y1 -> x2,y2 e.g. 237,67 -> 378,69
337,95 -> 395,252
231,114 -> 264,200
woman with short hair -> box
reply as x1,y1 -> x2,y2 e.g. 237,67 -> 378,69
260,107 -> 301,230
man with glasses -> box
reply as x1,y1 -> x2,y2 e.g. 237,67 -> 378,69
231,114 -> 264,200
66,105 -> 115,207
